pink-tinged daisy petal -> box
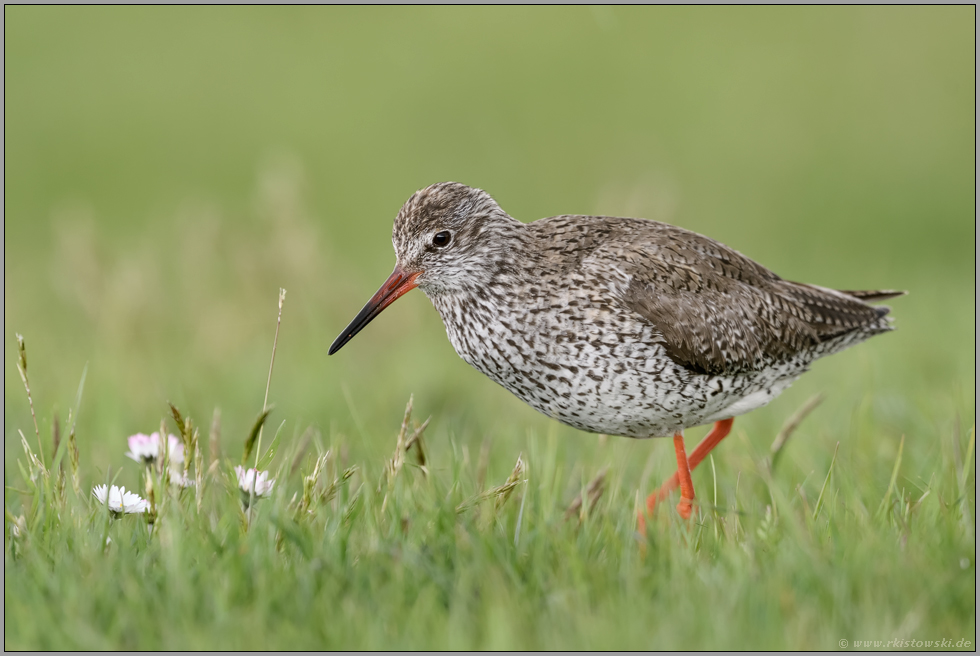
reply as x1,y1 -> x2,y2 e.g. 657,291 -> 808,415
234,466 -> 275,503
125,433 -> 160,464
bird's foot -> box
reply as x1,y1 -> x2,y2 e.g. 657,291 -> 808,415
640,418 -> 735,525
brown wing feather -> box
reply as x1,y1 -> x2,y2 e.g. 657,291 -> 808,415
583,218 -> 892,375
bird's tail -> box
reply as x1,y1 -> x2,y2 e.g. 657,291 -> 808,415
838,289 -> 907,303
784,283 -> 906,341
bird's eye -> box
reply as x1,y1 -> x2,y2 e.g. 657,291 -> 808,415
432,231 -> 452,247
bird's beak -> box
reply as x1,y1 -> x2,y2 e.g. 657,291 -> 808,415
328,265 -> 421,355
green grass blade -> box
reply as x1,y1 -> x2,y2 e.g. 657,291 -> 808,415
876,435 -> 905,520
69,362 -> 88,433
242,407 -> 273,465
961,425 -> 975,489
257,420 -> 287,470
812,442 -> 840,521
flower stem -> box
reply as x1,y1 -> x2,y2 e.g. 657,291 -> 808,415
144,463 -> 157,528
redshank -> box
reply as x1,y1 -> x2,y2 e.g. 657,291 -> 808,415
329,182 -> 902,523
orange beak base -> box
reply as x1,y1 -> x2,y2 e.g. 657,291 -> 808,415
328,266 -> 420,355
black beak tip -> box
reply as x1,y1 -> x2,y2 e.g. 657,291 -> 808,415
329,265 -> 415,357
327,335 -> 346,356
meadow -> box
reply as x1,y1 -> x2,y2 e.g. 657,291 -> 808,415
4,6 -> 975,649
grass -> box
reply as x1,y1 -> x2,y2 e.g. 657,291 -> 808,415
4,6 -> 976,650
5,290 -> 976,650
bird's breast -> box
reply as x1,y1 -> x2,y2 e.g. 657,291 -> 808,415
428,289 -> 717,437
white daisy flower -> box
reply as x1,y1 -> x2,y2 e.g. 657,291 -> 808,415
125,432 -> 184,465
92,484 -> 149,515
235,466 -> 275,503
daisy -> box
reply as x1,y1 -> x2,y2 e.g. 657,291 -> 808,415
235,466 -> 275,504
92,484 -> 149,515
125,432 -> 184,465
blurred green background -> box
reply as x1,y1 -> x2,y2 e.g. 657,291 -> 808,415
4,7 -> 974,492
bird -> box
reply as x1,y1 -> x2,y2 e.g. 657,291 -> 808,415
329,182 -> 903,525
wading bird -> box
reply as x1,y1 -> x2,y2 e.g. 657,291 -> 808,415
329,182 -> 901,525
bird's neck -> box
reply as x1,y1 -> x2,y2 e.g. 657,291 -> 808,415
423,222 -> 530,356
426,284 -> 508,370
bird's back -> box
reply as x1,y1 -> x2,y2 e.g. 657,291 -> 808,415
526,214 -> 900,377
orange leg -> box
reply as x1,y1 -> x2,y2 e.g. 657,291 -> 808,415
672,433 -> 695,519
638,418 -> 734,531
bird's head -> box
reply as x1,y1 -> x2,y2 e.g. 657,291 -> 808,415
329,182 -> 523,355
392,181 -> 522,295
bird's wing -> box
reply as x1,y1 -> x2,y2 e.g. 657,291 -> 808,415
575,217 -> 888,375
